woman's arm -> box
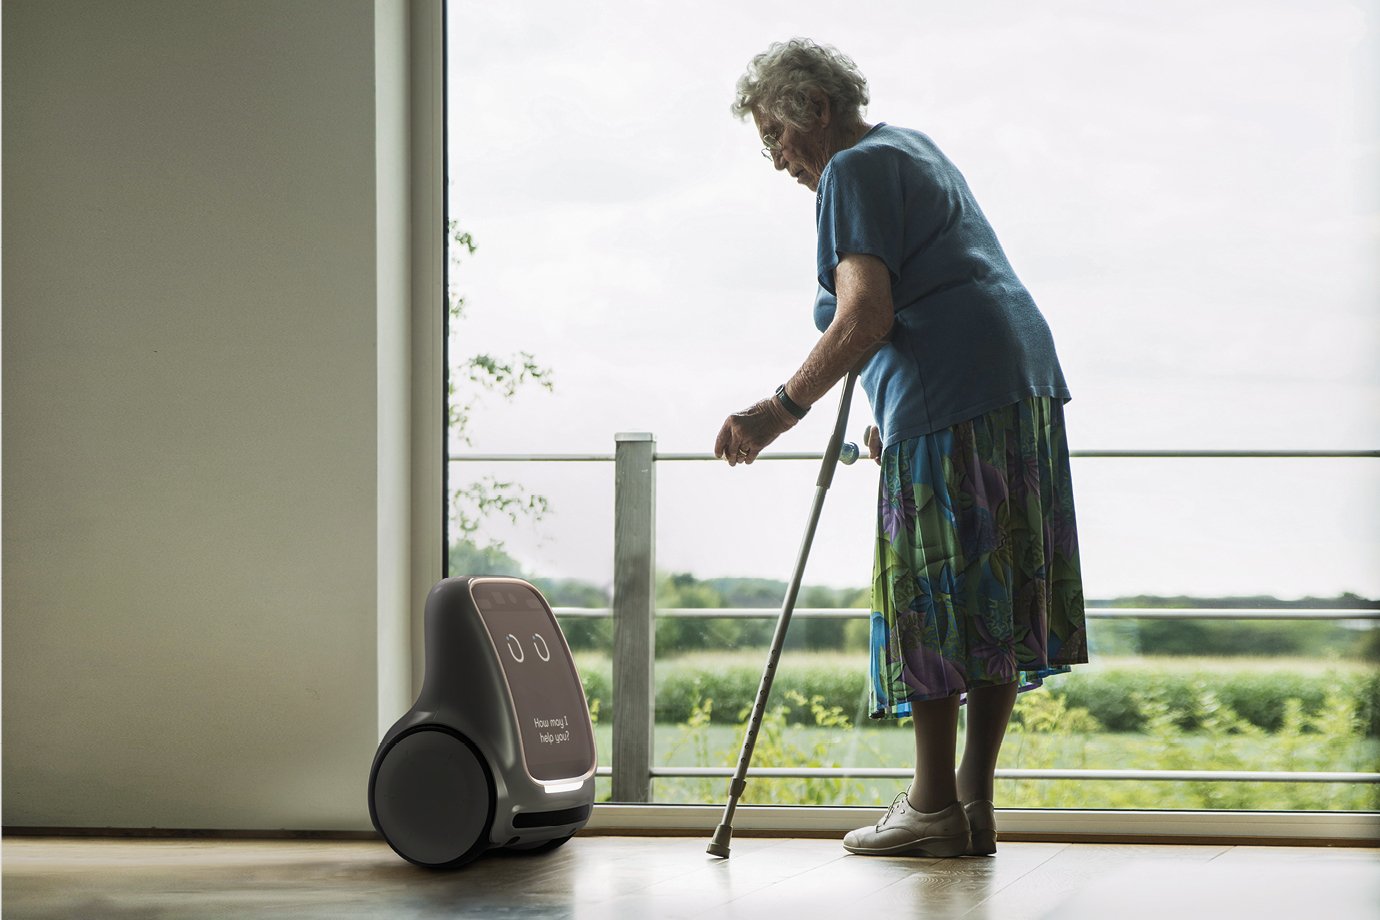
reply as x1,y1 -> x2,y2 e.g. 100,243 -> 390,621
714,252 -> 893,465
784,252 -> 894,410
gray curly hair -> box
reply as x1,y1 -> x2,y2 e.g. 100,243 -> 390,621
732,38 -> 869,130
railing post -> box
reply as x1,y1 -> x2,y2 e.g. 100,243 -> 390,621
612,432 -> 656,803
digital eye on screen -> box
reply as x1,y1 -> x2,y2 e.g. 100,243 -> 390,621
503,633 -> 552,663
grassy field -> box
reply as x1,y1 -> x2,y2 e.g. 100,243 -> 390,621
586,723 -> 1379,810
572,650 -> 1379,811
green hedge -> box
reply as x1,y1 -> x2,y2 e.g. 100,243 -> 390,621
1056,668 -> 1379,734
574,656 -> 1379,736
654,662 -> 870,725
577,661 -> 611,716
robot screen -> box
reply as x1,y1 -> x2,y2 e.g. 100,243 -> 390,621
471,582 -> 596,782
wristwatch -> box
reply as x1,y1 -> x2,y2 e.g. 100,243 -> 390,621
775,384 -> 809,420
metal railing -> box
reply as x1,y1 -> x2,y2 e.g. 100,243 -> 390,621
556,607 -> 1380,622
451,450 -> 1380,461
450,437 -> 1380,802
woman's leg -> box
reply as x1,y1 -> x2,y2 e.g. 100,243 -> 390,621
908,693 -> 960,813
956,680 -> 1018,802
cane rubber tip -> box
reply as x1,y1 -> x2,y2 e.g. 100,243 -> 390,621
707,824 -> 733,858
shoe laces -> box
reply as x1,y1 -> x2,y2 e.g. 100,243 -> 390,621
878,791 -> 909,829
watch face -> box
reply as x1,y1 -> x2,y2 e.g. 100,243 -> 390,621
470,582 -> 595,781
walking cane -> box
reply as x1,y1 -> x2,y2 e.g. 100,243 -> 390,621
707,368 -> 860,858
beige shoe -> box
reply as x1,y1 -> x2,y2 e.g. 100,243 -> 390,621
843,795 -> 971,857
963,801 -> 997,855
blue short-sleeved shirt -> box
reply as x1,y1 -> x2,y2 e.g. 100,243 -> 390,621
814,124 -> 1070,446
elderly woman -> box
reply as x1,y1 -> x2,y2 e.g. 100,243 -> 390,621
714,39 -> 1087,858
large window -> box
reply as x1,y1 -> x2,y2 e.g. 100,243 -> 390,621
444,1 -> 1379,816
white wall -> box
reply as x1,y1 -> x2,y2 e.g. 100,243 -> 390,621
2,0 -> 438,831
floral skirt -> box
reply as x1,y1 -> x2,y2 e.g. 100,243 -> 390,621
869,396 -> 1087,719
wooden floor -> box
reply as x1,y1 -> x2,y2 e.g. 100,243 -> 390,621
4,835 -> 1378,919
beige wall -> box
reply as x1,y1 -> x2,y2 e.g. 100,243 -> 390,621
2,0 -> 437,830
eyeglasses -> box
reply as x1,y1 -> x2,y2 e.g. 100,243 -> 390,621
760,134 -> 782,160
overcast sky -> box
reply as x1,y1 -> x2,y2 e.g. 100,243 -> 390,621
444,0 -> 1380,599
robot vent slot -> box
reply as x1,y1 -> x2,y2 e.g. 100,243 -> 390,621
512,804 -> 592,829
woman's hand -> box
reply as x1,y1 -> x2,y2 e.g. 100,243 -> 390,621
714,395 -> 799,466
864,425 -> 882,464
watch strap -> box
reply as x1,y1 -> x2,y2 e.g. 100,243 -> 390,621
775,384 -> 809,420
